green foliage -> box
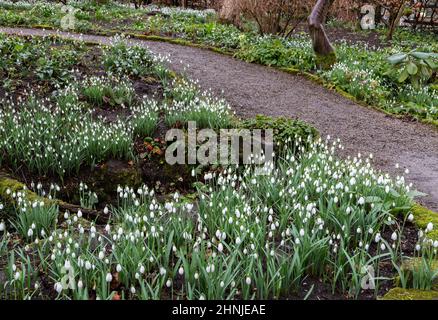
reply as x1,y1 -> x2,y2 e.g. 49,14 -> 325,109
82,76 -> 135,108
0,34 -> 83,89
241,115 -> 318,149
386,51 -> 437,89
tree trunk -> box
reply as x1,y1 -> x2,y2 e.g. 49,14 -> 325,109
308,0 -> 336,69
387,1 -> 408,41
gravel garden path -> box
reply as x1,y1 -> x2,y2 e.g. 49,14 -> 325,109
1,27 -> 438,211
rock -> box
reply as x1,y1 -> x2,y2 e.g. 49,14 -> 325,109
382,287 -> 438,300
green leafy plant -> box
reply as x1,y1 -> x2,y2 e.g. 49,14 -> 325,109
387,51 -> 437,89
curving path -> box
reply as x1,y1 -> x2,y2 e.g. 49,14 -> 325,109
1,27 -> 438,211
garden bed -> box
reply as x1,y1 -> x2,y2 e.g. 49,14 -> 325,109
0,14 -> 437,301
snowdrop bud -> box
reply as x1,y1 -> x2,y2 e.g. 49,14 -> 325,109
218,243 -> 224,252
78,280 -> 83,289
139,265 -> 145,274
104,206 -> 109,215
194,272 -> 199,280
116,264 -> 122,273
178,266 -> 184,276
166,279 -> 172,287
380,243 -> 386,251
106,273 -> 113,282
391,232 -> 398,241
0,221 -> 5,232
426,222 -> 434,232
407,214 -> 414,222
77,210 -> 82,218
54,282 -> 63,294
245,276 -> 251,285
130,286 -> 136,294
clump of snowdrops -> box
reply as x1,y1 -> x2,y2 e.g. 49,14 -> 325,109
1,136 -> 436,300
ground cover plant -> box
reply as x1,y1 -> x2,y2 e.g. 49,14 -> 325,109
0,1 -> 436,122
0,31 -> 437,301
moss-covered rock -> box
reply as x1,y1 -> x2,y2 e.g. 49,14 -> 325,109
382,287 -> 438,300
0,171 -> 53,207
83,160 -> 143,204
411,204 -> 438,241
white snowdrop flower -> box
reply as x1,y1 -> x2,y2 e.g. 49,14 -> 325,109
358,197 -> 365,205
106,273 -> 113,282
426,222 -> 434,232
139,265 -> 145,274
64,260 -> 71,271
380,243 -> 386,251
0,221 -> 5,232
299,228 -> 305,237
98,251 -> 105,260
14,271 -> 21,280
54,282 -> 63,294
408,214 -> 414,222
78,280 -> 83,289
166,279 -> 172,287
433,241 -> 438,248
103,207 -> 109,215
218,243 -> 224,252
27,228 -> 33,237
391,232 -> 398,241
415,244 -> 421,251
130,286 -> 136,294
356,227 -> 362,234
85,261 -> 92,270
194,272 -> 199,280
77,210 -> 82,218
116,264 -> 122,273
245,277 -> 251,285
159,267 -> 166,276
178,266 -> 184,276
236,237 -> 242,245
374,233 -> 381,243
220,281 -> 225,288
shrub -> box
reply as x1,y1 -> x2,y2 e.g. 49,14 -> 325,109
241,115 -> 319,150
386,51 -> 437,89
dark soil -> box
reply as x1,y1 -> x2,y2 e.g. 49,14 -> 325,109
294,23 -> 387,48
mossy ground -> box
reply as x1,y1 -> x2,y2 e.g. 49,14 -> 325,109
411,204 -> 438,241
382,287 -> 438,300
